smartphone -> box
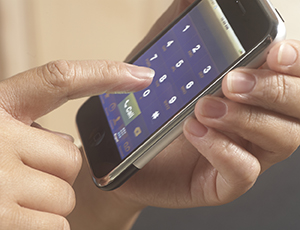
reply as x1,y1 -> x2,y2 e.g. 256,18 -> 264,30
76,0 -> 286,191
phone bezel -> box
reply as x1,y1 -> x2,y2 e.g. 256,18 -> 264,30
76,0 -> 286,190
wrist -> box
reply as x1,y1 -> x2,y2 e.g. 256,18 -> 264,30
68,153 -> 144,230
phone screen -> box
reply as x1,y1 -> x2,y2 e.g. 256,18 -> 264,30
100,0 -> 245,160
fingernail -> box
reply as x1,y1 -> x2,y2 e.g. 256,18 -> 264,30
227,71 -> 256,94
126,64 -> 155,79
185,118 -> 208,138
198,97 -> 227,119
278,43 -> 298,66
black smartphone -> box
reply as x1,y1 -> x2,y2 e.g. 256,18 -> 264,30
76,0 -> 286,190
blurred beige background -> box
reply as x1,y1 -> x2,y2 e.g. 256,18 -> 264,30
0,0 -> 299,146
0,0 -> 172,145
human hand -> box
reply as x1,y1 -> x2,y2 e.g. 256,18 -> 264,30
69,1 -> 299,229
0,60 -> 154,229
114,0 -> 300,210
111,41 -> 300,210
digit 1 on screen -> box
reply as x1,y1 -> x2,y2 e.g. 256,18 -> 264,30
182,25 -> 190,32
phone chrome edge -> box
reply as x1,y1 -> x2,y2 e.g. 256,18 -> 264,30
94,0 -> 286,189
95,38 -> 273,189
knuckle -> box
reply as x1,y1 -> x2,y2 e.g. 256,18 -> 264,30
0,206 -> 20,229
43,215 -> 70,230
240,106 -> 261,131
223,142 -> 260,186
0,206 -> 9,228
259,149 -> 287,168
44,178 -> 76,216
62,184 -> 76,216
64,144 -> 82,181
43,60 -> 75,92
243,106 -> 255,128
0,201 -> 71,229
55,181 -> 76,216
239,161 -> 260,187
59,217 -> 71,230
283,123 -> 300,155
99,60 -> 122,80
261,123 -> 300,164
263,73 -> 289,105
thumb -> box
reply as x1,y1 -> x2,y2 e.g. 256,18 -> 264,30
0,60 -> 154,124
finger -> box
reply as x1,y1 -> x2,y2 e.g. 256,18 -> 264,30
183,117 -> 260,204
0,60 -> 154,124
11,122 -> 82,185
193,96 -> 300,166
0,204 -> 70,230
13,164 -> 76,217
267,40 -> 300,76
31,122 -> 74,143
222,68 -> 300,119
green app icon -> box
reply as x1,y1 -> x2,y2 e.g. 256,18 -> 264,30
118,93 -> 141,126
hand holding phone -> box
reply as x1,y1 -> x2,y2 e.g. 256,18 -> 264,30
77,0 -> 286,191
71,2 -> 300,229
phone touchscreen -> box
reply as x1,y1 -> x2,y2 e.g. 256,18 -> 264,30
100,0 -> 245,160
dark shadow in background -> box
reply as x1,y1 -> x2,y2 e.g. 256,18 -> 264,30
133,147 -> 300,230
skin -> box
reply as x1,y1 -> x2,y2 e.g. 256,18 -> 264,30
0,0 -> 299,229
